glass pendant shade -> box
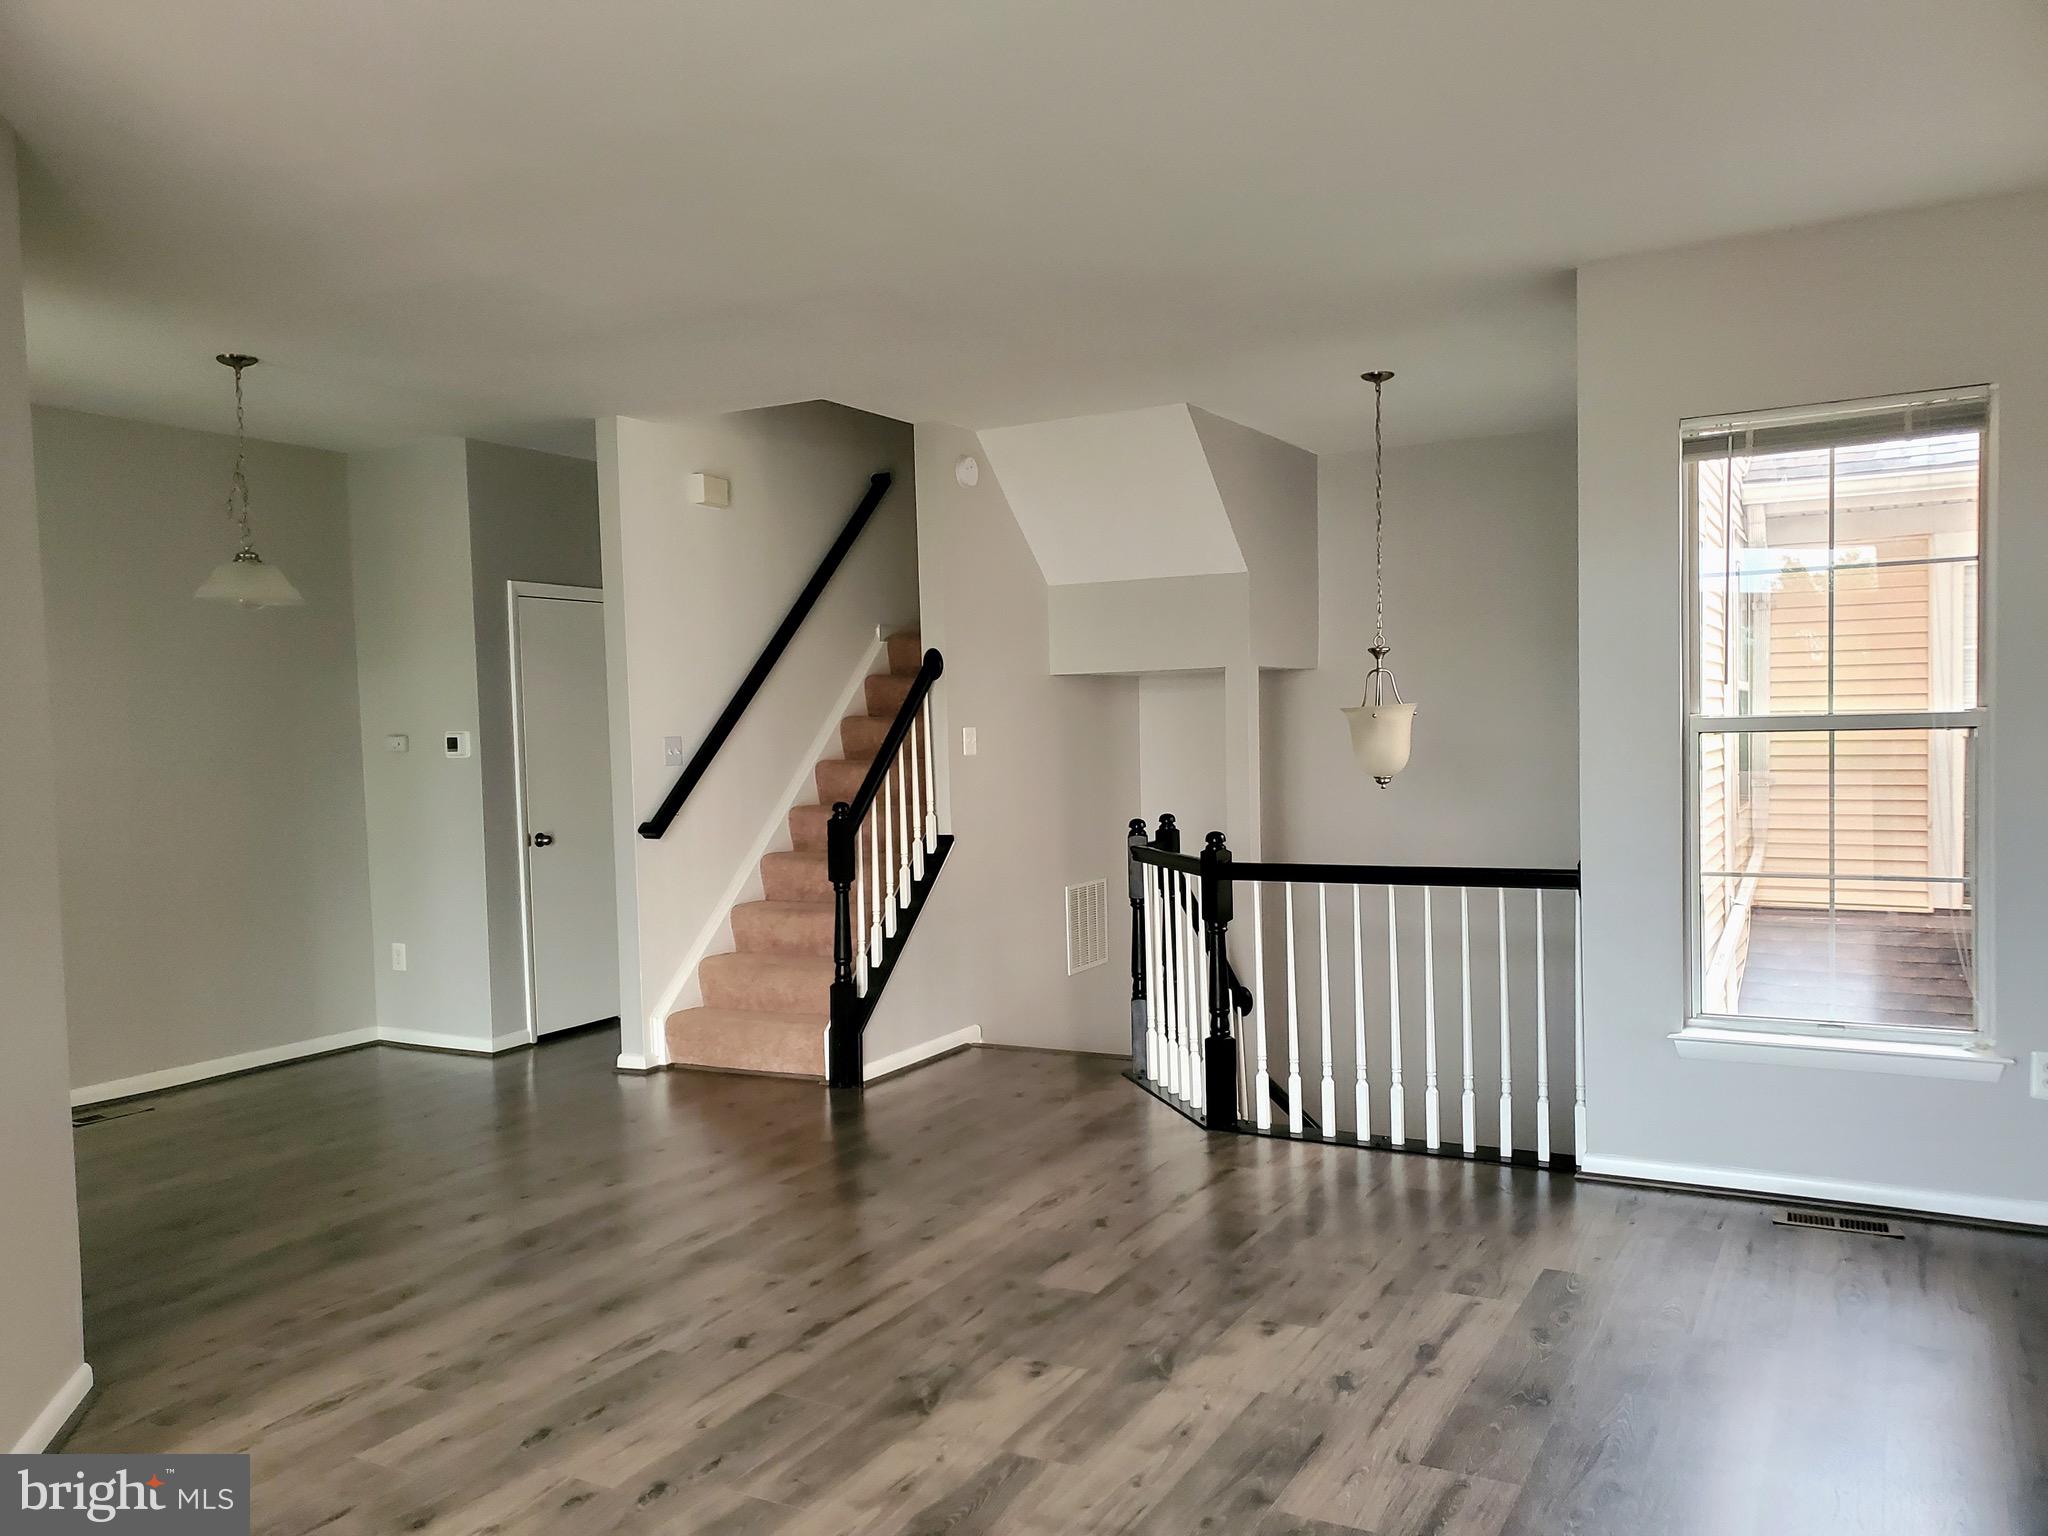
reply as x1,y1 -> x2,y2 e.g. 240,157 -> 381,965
1343,699 -> 1416,784
196,547 -> 304,608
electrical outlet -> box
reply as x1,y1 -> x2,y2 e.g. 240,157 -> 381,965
2031,1052 -> 2048,1101
664,735 -> 685,767
391,942 -> 408,973
961,726 -> 978,757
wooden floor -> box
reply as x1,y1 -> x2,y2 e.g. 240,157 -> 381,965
68,1031 -> 2048,1536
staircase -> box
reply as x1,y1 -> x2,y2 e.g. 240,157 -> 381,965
666,630 -> 924,1077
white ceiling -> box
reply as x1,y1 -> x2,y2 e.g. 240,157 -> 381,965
2,1 -> 2045,456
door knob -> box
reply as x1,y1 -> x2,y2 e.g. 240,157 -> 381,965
530,832 -> 555,848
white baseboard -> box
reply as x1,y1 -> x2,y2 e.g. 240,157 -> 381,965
72,1029 -> 378,1107
378,1027 -> 529,1056
13,1362 -> 93,1453
615,1052 -> 656,1073
1578,1153 -> 2048,1230
865,1026 -> 981,1083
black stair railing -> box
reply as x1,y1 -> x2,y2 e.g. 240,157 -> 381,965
1127,814 -> 1585,1170
639,471 -> 893,839
825,649 -> 950,1087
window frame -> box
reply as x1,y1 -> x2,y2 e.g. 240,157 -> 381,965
1680,386 -> 1994,1046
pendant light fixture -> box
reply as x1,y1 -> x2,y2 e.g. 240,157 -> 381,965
195,353 -> 303,608
1341,369 -> 1415,787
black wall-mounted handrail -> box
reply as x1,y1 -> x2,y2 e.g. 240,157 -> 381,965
638,471 -> 894,839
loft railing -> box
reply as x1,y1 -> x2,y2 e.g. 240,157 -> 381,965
825,649 -> 949,1086
639,471 -> 894,839
1126,816 -> 1584,1168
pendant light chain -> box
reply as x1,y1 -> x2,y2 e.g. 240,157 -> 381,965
1372,372 -> 1386,651
224,357 -> 253,552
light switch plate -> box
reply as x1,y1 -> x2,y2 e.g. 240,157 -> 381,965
391,942 -> 408,972
664,735 -> 685,767
2031,1052 -> 2048,1100
961,726 -> 978,757
385,734 -> 408,754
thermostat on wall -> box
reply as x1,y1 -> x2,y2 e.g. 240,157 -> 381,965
689,472 -> 731,509
443,731 -> 472,759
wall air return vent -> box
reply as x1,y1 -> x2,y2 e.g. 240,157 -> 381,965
1773,1207 -> 1902,1239
1065,879 -> 1110,975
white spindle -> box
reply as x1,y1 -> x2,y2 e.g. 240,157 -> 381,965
854,848 -> 867,996
1386,887 -> 1406,1145
1144,866 -> 1163,1083
1196,883 -> 1212,1114
1283,884 -> 1303,1133
1351,885 -> 1370,1142
895,752 -> 913,910
1317,884 -> 1336,1134
868,808 -> 884,967
1459,888 -> 1476,1157
1178,874 -> 1196,1104
907,721 -> 926,882
1534,890 -> 1551,1167
1167,872 -> 1185,1100
1251,883 -> 1271,1131
1422,887 -> 1440,1151
1497,888 -> 1513,1161
1186,877 -> 1204,1113
1573,890 -> 1588,1160
920,695 -> 939,854
881,766 -> 899,938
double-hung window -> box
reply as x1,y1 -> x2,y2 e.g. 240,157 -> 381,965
1684,387 -> 1989,1039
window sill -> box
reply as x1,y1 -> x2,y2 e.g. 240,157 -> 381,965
1670,1024 -> 2011,1082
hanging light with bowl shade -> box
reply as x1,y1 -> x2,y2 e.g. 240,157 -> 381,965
194,353 -> 304,609
1341,370 -> 1415,787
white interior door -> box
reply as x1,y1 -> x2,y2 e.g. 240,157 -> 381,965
514,589 -> 620,1036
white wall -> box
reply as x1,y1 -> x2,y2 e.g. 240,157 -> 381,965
599,403 -> 916,1065
34,408 -> 375,1093
1138,671 -> 1227,844
867,423 -> 1139,1060
1192,407 -> 1318,670
1577,188 -> 2048,1222
348,441 -> 499,1050
1266,429 -> 1580,867
0,124 -> 88,1453
465,440 -> 604,1044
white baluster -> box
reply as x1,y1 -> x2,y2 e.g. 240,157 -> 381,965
1386,887 -> 1406,1145
920,695 -> 939,854
854,846 -> 867,997
895,751 -> 913,910
1497,888 -> 1513,1161
1351,884 -> 1370,1142
1164,871 -> 1182,1100
1196,883 -> 1213,1115
1534,890 -> 1551,1167
1174,873 -> 1192,1103
1317,884 -> 1336,1135
1251,883 -> 1271,1131
1185,876 -> 1204,1113
1573,889 -> 1588,1160
868,808 -> 884,966
1283,884 -> 1303,1133
1459,888 -> 1476,1157
907,720 -> 926,882
881,767 -> 899,938
1422,887 -> 1441,1151
1144,865 -> 1162,1083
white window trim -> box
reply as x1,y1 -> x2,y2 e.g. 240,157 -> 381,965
1680,386 -> 1995,1050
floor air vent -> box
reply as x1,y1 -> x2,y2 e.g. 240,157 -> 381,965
1066,878 -> 1110,975
73,1104 -> 155,1128
1773,1207 -> 1902,1239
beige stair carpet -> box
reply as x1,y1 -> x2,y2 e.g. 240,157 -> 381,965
666,630 -> 924,1077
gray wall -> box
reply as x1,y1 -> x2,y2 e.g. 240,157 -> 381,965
466,440 -> 604,1044
0,125 -> 87,1452
1578,188 -> 2048,1220
1266,429 -> 1580,866
347,440 -> 498,1049
870,422 -> 1139,1059
34,408 -> 375,1092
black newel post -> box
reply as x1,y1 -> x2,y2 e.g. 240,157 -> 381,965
1200,830 -> 1240,1131
1127,818 -> 1149,1067
826,802 -> 861,1088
